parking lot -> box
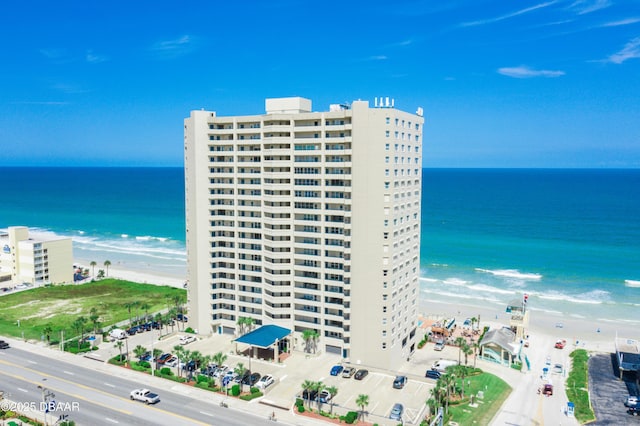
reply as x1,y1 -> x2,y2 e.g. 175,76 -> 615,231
94,330 -> 439,425
589,353 -> 640,424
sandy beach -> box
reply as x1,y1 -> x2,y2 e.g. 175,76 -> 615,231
74,258 -> 186,289
419,299 -> 638,355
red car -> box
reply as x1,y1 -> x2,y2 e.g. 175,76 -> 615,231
543,384 -> 553,396
554,339 -> 566,349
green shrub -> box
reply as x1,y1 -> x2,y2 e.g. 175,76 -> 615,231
185,327 -> 195,333
139,361 -> 150,368
250,387 -> 260,394
297,405 -> 305,413
231,384 -> 240,396
344,411 -> 358,424
239,391 -> 263,401
295,398 -> 304,408
197,374 -> 209,384
160,367 -> 172,376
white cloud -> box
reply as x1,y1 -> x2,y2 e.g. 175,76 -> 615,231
606,37 -> 640,64
569,0 -> 611,15
86,50 -> 108,63
498,65 -> 565,78
368,55 -> 388,61
460,1 -> 558,27
601,17 -> 640,27
150,35 -> 197,58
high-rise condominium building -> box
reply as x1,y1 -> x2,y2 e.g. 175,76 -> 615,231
184,97 -> 423,369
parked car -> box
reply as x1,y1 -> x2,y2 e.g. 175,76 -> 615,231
389,403 -> 404,420
554,339 -> 566,349
354,369 -> 369,380
139,352 -> 152,362
342,367 -> 356,378
177,313 -> 188,322
126,326 -> 138,336
628,406 -> 639,416
625,396 -> 639,407
543,384 -> 553,396
393,375 -> 407,389
317,390 -> 332,403
257,374 -> 275,389
130,388 -> 160,404
242,372 -> 261,386
214,365 -> 230,378
156,353 -> 172,364
302,389 -> 318,401
186,359 -> 201,372
330,365 -> 344,376
425,369 -> 441,380
434,341 -> 445,351
165,357 -> 179,367
552,364 -> 563,375
235,370 -> 252,384
0,340 -> 10,349
179,335 -> 196,345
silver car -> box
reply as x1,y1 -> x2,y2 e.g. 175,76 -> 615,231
390,403 -> 403,420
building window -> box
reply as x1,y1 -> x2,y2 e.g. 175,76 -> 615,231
385,130 -> 390,138
385,143 -> 389,150
386,117 -> 390,124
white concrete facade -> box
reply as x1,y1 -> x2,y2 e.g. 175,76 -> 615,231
184,97 -> 423,370
0,226 -> 73,285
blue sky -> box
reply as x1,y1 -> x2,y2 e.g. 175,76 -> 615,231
1,0 -> 639,168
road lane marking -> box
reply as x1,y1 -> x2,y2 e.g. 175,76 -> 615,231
64,370 -> 75,375
105,417 -> 119,423
28,360 -> 37,364
0,358 -> 211,425
199,411 -> 214,417
104,382 -> 116,388
18,387 -> 29,393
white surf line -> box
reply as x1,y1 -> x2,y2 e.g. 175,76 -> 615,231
104,382 -> 116,388
199,411 -> 214,417
105,417 -> 119,423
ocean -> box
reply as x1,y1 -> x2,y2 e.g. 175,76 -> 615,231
2,167 -> 639,326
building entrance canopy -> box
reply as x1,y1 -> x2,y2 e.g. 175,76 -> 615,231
234,324 -> 291,348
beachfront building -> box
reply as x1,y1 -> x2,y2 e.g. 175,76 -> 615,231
0,226 -> 73,285
615,337 -> 640,382
479,327 -> 521,367
184,97 -> 423,370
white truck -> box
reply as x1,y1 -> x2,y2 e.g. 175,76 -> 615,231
130,388 -> 160,404
431,359 -> 458,373
109,328 -> 127,340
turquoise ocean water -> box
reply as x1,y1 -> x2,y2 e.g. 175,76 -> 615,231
1,167 -> 639,324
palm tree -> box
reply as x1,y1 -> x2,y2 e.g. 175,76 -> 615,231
212,351 -> 228,388
301,380 -> 315,409
234,362 -> 247,393
455,336 -> 466,365
89,307 -> 100,335
103,260 -> 111,276
355,394 -> 369,421
473,342 -> 480,368
114,340 -> 124,362
441,372 -> 455,414
452,364 -> 468,397
140,302 -> 151,323
463,343 -> 473,366
72,316 -> 88,350
189,350 -> 204,380
173,345 -> 186,377
470,316 -> 478,331
125,302 -> 135,325
42,324 -> 53,345
134,345 -> 147,361
90,261 -> 97,276
326,386 -> 338,414
313,381 -> 325,410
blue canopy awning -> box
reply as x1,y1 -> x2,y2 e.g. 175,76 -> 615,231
234,324 -> 291,349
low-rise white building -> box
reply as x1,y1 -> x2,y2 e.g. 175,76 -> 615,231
0,226 -> 73,285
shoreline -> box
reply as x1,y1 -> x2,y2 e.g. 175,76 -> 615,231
75,257 -> 637,353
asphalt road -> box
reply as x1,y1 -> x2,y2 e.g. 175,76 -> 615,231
0,346 -> 283,425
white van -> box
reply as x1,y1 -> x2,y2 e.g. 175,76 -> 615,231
431,359 -> 458,373
109,329 -> 127,340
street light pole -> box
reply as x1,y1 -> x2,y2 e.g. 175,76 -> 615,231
38,383 -> 55,426
151,332 -> 155,377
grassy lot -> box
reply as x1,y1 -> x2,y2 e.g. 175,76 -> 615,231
447,371 -> 512,426
0,279 -> 185,342
566,349 -> 596,424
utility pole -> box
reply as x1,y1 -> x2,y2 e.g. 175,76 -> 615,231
38,383 -> 55,426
